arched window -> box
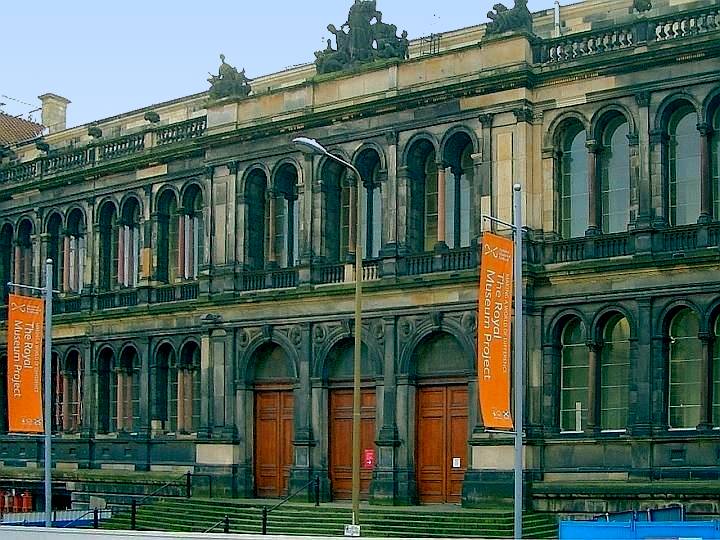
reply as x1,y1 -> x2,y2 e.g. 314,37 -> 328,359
157,191 -> 179,283
97,348 -> 113,434
668,105 -> 701,226
182,185 -> 204,279
177,342 -> 201,434
272,165 -> 299,268
98,203 -> 118,291
559,126 -> 588,239
600,118 -> 631,233
712,107 -> 720,218
560,318 -> 587,432
406,139 -> 437,253
115,347 -> 140,432
245,170 -> 267,270
119,199 -> 140,288
356,149 -> 383,259
66,209 -> 86,293
16,219 -> 34,286
0,224 -> 14,302
668,308 -> 701,429
712,317 -> 720,426
62,351 -> 82,432
46,213 -> 63,291
321,158 -> 349,262
442,132 -> 474,249
600,315 -> 630,431
155,344 -> 174,432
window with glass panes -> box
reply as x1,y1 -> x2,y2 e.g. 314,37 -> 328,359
669,106 -> 701,226
713,108 -> 720,218
560,319 -> 588,432
600,316 -> 630,430
560,128 -> 589,238
341,180 -> 351,257
713,317 -> 720,426
668,309 -> 702,429
601,119 -> 630,234
424,155 -> 438,251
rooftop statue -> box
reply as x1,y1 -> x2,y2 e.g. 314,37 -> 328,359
315,0 -> 409,75
633,0 -> 652,13
207,54 -> 252,100
484,0 -> 534,37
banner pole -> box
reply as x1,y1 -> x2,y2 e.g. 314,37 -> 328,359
512,185 -> 524,540
44,258 -> 53,528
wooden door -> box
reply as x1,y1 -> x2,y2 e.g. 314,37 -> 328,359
254,389 -> 294,497
329,388 -> 376,500
416,385 -> 468,503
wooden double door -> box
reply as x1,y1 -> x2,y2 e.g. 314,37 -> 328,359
329,387 -> 376,500
254,387 -> 294,498
416,384 -> 468,503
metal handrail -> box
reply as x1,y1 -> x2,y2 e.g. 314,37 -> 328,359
261,476 -> 320,535
204,514 -> 230,534
60,508 -> 111,529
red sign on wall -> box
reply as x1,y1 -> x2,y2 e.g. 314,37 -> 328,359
362,448 -> 375,469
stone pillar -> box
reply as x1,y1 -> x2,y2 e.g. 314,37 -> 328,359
396,166 -> 411,253
289,324 -> 315,497
299,156 -> 314,265
629,300 -> 651,436
115,370 -> 125,432
382,132 -> 399,252
394,375 -> 417,504
586,342 -> 600,434
586,141 -> 601,236
371,317 -> 401,503
436,163 -> 447,249
479,114 -> 494,236
184,369 -> 194,432
63,234 -> 71,292
267,190 -> 277,266
698,123 -> 713,224
635,92 -> 652,227
649,129 -> 669,227
117,221 -> 125,287
199,332 -> 212,439
348,177 -> 358,258
698,332 -> 713,431
542,343 -> 561,435
61,372 -> 71,432
177,210 -> 186,279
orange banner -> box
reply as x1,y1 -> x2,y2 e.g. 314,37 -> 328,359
478,232 -> 514,430
7,294 -> 45,433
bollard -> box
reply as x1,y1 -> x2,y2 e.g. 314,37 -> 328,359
261,506 -> 268,535
93,508 -> 99,529
314,476 -> 320,507
223,514 -> 230,534
185,472 -> 192,499
130,499 -> 137,530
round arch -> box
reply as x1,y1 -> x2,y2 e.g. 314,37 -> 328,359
654,93 -> 701,131
398,318 -> 475,378
591,104 -> 637,141
312,325 -> 383,381
238,334 -> 300,386
591,305 -> 637,343
544,110 -> 590,149
544,309 -> 590,345
351,141 -> 388,172
439,125 -> 479,165
655,299 -> 705,336
401,132 -> 439,169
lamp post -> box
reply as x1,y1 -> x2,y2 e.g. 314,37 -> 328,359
293,137 -> 364,527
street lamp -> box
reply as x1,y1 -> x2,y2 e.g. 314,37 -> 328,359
293,137 -> 364,527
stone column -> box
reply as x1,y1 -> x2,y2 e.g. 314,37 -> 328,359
177,210 -> 186,280
199,332 -> 212,439
115,370 -> 125,432
62,372 -> 71,432
348,177 -> 358,258
396,166 -> 411,253
117,221 -> 125,287
289,323 -> 315,496
628,133 -> 640,226
630,300 -> 651,436
649,130 -> 669,227
63,234 -> 71,292
436,162 -> 447,249
697,332 -> 713,430
586,141 -> 601,236
542,343 -> 561,435
184,369 -> 194,432
176,370 -> 185,433
635,92 -> 652,227
479,114 -> 494,236
585,342 -> 600,434
382,132 -> 399,253
698,123 -> 713,224
299,156 -> 314,265
267,190 -> 277,266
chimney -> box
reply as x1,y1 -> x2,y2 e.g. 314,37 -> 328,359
38,93 -> 71,134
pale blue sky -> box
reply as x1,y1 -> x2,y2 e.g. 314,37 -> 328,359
2,0 -> 552,128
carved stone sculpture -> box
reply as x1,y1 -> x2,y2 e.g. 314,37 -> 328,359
207,54 -> 252,100
315,0 -> 409,75
485,0 -> 534,36
633,0 -> 652,13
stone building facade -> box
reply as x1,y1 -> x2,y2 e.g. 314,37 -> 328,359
1,0 -> 720,513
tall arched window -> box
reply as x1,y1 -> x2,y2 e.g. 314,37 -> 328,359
321,158 -> 348,262
600,315 -> 630,430
177,342 -> 201,434
560,318 -> 588,432
668,308 -> 701,429
600,118 -> 631,233
273,165 -> 300,268
46,213 -> 63,291
406,139 -> 437,253
442,132 -> 474,249
668,105 -> 701,226
356,149 -> 383,259
62,351 -> 82,432
98,203 -> 118,291
157,191 -> 179,283
559,125 -> 588,238
712,107 -> 720,218
115,347 -> 140,432
182,185 -> 204,279
155,344 -> 174,432
246,170 -> 267,270
66,209 -> 86,293
16,219 -> 34,286
97,348 -> 113,434
119,199 -> 140,288
0,224 -> 14,302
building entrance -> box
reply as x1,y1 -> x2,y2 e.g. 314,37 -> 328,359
254,387 -> 294,497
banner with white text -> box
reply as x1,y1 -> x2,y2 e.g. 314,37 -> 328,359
7,294 -> 45,433
477,232 -> 514,430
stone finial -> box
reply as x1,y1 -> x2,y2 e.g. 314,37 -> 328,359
207,54 -> 252,100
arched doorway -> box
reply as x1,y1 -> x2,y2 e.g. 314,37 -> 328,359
414,332 -> 469,503
326,338 -> 376,500
252,343 -> 295,498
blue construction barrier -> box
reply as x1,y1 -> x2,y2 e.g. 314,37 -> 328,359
560,520 -> 720,539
